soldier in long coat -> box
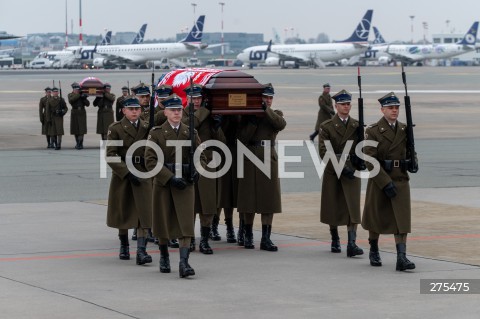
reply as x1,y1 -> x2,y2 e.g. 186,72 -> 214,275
106,96 -> 153,266
45,87 -> 68,150
319,90 -> 364,257
310,83 -> 334,141
216,115 -> 241,244
68,82 -> 89,149
182,84 -> 226,254
115,86 -> 129,121
132,83 -> 158,126
362,92 -> 418,271
39,87 -> 52,148
93,83 -> 115,140
236,83 -> 286,251
144,94 -> 206,278
153,84 -> 172,126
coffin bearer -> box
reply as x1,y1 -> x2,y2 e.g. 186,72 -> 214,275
362,92 -> 417,271
153,84 -> 173,126
45,87 -> 68,150
318,89 -> 364,257
310,83 -> 334,141
144,94 -> 206,277
68,82 -> 90,149
106,96 -> 153,265
115,86 -> 129,121
182,83 -> 226,254
93,83 -> 115,140
133,83 -> 155,125
39,87 -> 52,148
236,83 -> 286,251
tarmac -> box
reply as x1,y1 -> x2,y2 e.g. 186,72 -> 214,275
0,67 -> 480,318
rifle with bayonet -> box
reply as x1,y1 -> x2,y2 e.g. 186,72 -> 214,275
353,66 -> 366,170
149,64 -> 155,130
188,77 -> 197,183
401,62 -> 418,173
56,80 -> 67,117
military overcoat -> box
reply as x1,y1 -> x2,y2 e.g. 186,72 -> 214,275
106,117 -> 152,229
39,95 -> 49,135
68,92 -> 89,135
93,92 -> 115,135
45,96 -> 68,136
144,122 -> 205,239
236,107 -> 286,213
319,115 -> 361,226
315,92 -> 334,131
183,106 -> 226,215
362,117 -> 413,234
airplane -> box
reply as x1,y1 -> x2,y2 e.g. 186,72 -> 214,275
236,10 -> 373,68
131,24 -> 147,44
353,26 -> 392,65
0,31 -> 22,40
92,15 -> 206,68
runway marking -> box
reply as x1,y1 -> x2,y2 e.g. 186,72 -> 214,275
1,233 -> 479,262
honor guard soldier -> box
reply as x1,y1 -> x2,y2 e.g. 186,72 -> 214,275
68,82 -> 90,150
318,89 -> 364,257
144,94 -> 206,278
236,83 -> 286,251
132,83 -> 154,124
362,92 -> 417,271
153,84 -> 173,126
93,83 -> 115,140
39,87 -> 52,148
182,83 -> 226,254
310,83 -> 334,141
106,96 -> 153,265
45,87 -> 68,150
115,86 -> 129,121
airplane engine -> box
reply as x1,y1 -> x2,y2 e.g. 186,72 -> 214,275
93,57 -> 112,68
378,56 -> 391,65
265,57 -> 280,66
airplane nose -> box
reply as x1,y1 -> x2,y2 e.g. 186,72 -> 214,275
237,52 -> 247,61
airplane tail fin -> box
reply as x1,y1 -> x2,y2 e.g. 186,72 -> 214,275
458,21 -> 479,45
266,39 -> 273,52
101,31 -> 112,45
180,15 -> 205,43
131,24 -> 147,44
372,26 -> 386,44
337,10 -> 373,42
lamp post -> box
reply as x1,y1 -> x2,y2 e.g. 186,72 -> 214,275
445,19 -> 450,33
422,22 -> 428,44
409,15 -> 415,43
219,2 -> 225,59
191,3 -> 197,25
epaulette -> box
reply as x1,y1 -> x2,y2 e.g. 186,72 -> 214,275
111,121 -> 121,127
367,123 -> 378,129
150,126 -> 159,131
322,119 -> 333,125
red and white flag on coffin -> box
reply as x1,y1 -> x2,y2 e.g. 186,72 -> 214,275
157,68 -> 222,107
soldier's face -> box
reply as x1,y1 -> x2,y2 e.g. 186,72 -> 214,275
123,107 -> 141,122
262,95 -> 273,108
323,87 -> 330,93
164,108 -> 183,125
335,102 -> 351,117
122,90 -> 129,96
52,91 -> 59,97
138,94 -> 150,107
188,96 -> 202,109
382,105 -> 400,122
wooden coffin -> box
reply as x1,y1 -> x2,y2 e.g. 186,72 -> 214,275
203,70 -> 265,115
79,77 -> 104,97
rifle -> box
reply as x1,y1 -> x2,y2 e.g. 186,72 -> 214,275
401,62 -> 418,173
354,66 -> 366,170
56,80 -> 67,117
188,77 -> 196,183
149,64 -> 155,129
127,81 -> 130,93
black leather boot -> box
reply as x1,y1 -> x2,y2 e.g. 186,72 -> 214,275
237,218 -> 245,246
396,243 -> 415,271
244,224 -> 255,249
78,135 -> 84,150
260,225 -> 278,251
209,215 -> 221,241
55,136 -> 61,150
368,239 -> 382,266
225,218 -> 237,243
347,230 -> 364,257
159,244 -> 171,273
189,237 -> 196,252
168,239 -> 179,248
118,234 -> 130,260
47,136 -> 53,148
199,226 -> 213,254
179,247 -> 195,278
136,237 -> 153,265
330,228 -> 341,253
131,228 -> 137,240
147,229 -> 155,243
74,136 -> 80,149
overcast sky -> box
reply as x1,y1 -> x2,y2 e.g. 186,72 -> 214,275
2,0 -> 480,43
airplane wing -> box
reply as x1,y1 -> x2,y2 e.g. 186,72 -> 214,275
94,52 -> 136,64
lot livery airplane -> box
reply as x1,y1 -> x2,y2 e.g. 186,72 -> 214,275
236,10 -> 373,68
92,15 -> 206,68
